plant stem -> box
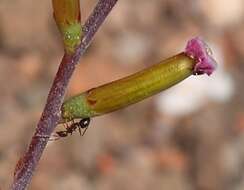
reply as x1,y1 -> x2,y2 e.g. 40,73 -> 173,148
11,0 -> 118,189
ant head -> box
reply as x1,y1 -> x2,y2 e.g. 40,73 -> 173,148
79,118 -> 90,128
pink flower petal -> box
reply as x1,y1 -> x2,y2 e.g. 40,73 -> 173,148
185,37 -> 217,76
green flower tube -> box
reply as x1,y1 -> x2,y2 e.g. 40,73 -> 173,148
61,37 -> 217,121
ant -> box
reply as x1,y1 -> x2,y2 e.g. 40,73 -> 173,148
54,118 -> 91,140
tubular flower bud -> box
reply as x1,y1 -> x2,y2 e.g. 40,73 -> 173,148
52,0 -> 82,53
61,37 -> 217,121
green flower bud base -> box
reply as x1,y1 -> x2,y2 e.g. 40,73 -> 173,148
62,23 -> 82,54
62,93 -> 97,121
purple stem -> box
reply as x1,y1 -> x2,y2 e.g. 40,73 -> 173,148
11,0 -> 118,189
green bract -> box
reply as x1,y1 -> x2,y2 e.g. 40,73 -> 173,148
62,23 -> 82,53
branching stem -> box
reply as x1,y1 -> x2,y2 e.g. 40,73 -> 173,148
11,0 -> 118,189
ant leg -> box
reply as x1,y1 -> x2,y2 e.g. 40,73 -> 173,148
34,134 -> 50,139
70,119 -> 75,135
71,119 -> 75,125
34,134 -> 60,141
49,134 -> 61,141
81,125 -> 89,136
78,126 -> 82,136
64,122 -> 69,129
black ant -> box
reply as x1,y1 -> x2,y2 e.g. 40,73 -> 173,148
53,118 -> 91,140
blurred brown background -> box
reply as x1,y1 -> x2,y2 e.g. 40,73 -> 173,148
0,0 -> 244,189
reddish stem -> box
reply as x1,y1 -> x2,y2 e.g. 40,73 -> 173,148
11,0 -> 118,189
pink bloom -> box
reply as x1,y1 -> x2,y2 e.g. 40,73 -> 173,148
185,37 -> 217,75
